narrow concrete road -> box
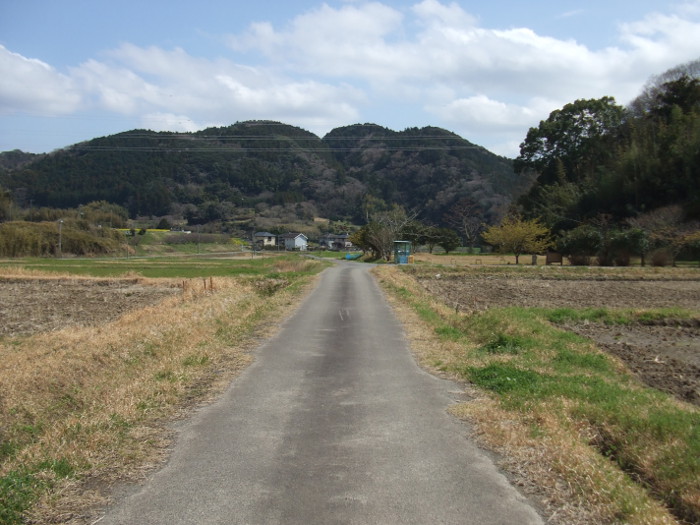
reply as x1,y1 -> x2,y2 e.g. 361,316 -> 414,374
100,262 -> 543,525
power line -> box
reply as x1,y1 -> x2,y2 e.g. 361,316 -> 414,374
70,144 -> 485,153
68,132 -> 485,153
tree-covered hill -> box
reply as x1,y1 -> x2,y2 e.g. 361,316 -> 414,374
322,124 -> 526,224
0,121 -> 524,227
0,150 -> 42,173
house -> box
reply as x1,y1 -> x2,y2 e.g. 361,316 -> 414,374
254,232 -> 277,247
319,233 -> 352,250
279,232 -> 308,251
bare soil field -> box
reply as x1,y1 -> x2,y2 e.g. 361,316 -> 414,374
417,273 -> 700,406
0,277 -> 181,337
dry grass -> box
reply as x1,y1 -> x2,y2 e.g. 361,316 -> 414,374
374,265 -> 687,525
412,252 -> 700,278
0,270 -> 317,524
415,253 -> 524,266
271,257 -> 322,274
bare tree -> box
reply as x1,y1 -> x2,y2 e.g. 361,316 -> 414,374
358,205 -> 420,260
628,205 -> 700,266
628,58 -> 700,116
444,197 -> 484,251
375,205 -> 420,259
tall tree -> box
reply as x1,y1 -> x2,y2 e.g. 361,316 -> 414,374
436,227 -> 461,254
0,187 -> 13,222
515,97 -> 625,186
628,58 -> 700,118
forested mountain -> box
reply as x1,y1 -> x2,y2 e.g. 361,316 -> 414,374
324,124 -> 524,224
0,121 -> 524,228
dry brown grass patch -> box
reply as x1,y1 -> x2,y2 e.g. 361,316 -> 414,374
0,271 -> 318,524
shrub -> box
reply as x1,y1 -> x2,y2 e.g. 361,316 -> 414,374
557,225 -> 600,265
608,228 -> 648,266
650,248 -> 672,267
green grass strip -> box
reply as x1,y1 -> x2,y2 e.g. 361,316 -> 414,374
0,459 -> 75,525
385,275 -> 700,523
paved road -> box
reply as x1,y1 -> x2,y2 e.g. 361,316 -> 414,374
100,262 -> 543,525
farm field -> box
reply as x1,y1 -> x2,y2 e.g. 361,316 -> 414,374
0,277 -> 181,337
415,268 -> 700,406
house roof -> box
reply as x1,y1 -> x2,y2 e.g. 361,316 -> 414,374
279,232 -> 307,240
254,232 -> 276,237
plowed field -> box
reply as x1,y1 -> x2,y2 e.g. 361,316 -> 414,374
0,277 -> 180,337
418,273 -> 700,405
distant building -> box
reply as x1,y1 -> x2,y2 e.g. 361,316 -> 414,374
319,233 -> 352,250
279,232 -> 308,251
254,232 -> 277,247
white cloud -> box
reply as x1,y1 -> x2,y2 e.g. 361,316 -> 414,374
411,0 -> 479,28
227,1 -> 700,95
620,10 -> 700,67
3,1 -> 700,156
222,0 -> 699,117
428,95 -> 561,157
0,45 -> 82,114
431,95 -> 554,131
140,113 -> 210,133
555,9 -> 585,20
229,2 -> 407,80
72,59 -> 157,114
232,2 -> 404,55
68,44 -> 363,136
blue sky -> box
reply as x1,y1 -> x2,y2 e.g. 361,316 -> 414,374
2,0 -> 700,157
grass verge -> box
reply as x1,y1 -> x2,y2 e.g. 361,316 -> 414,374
375,265 -> 699,525
0,255 -> 328,523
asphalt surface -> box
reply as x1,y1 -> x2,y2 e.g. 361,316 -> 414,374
99,262 -> 543,525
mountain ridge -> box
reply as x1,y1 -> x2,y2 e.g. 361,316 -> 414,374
0,120 -> 529,229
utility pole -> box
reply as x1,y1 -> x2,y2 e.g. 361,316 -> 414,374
57,219 -> 63,258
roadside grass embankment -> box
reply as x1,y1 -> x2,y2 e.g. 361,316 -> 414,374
0,255 -> 329,524
375,265 -> 700,525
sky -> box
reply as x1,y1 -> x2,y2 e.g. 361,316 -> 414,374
1,1 -> 700,158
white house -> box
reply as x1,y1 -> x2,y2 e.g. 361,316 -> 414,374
279,232 -> 308,251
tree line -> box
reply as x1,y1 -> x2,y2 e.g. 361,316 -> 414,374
507,58 -> 700,265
